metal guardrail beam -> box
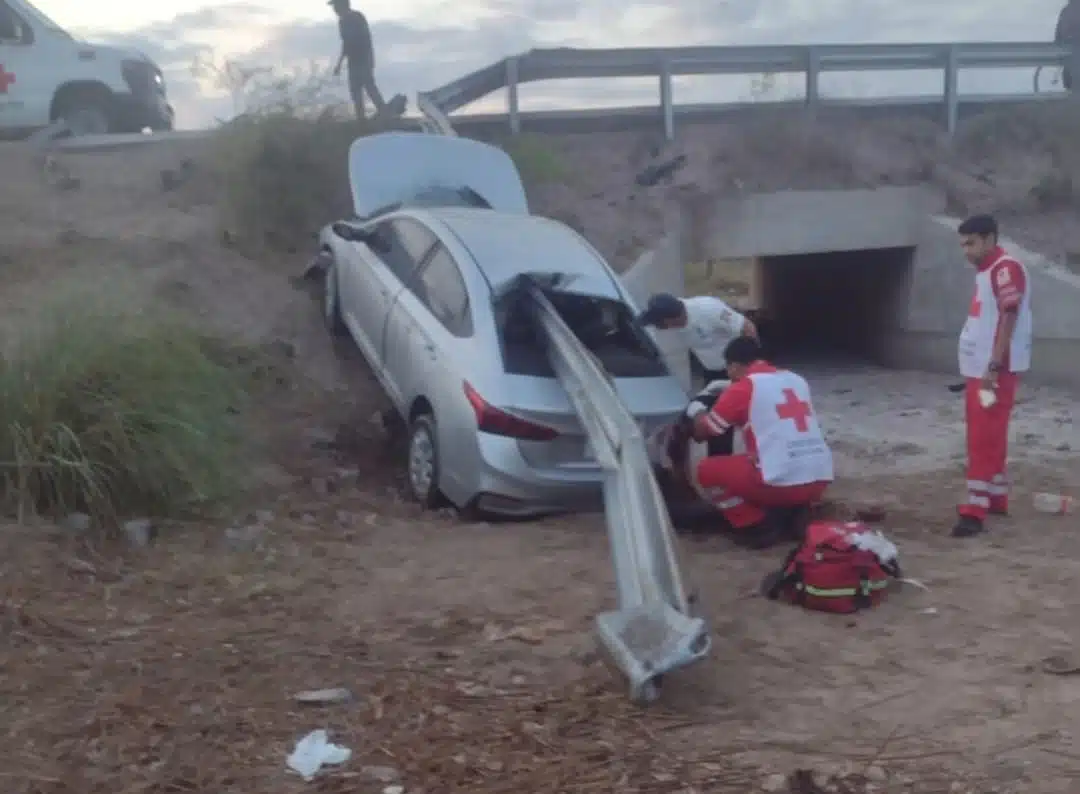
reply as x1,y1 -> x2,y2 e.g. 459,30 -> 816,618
444,92 -> 1063,137
415,95 -> 458,136
410,102 -> 711,701
418,42 -> 1074,140
528,287 -> 709,703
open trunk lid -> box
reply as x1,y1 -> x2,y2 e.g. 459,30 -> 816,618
348,132 -> 529,218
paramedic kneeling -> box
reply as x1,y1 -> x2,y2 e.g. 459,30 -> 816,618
688,336 -> 834,549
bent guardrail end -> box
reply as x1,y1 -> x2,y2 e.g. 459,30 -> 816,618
595,604 -> 711,704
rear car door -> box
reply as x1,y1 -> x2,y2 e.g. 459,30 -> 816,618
384,243 -> 476,494
338,217 -> 437,405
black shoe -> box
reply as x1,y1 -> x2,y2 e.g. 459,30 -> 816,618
732,517 -> 788,550
951,515 -> 985,537
774,506 -> 811,543
668,500 -> 725,533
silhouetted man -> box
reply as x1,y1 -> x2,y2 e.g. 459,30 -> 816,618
1055,0 -> 1080,91
330,0 -> 387,118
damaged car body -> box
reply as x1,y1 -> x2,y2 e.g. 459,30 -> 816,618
310,132 -> 689,518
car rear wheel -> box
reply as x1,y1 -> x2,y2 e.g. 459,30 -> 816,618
323,259 -> 348,337
407,414 -> 448,509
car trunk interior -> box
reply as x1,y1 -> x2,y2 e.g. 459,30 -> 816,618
494,283 -> 667,379
489,280 -> 674,469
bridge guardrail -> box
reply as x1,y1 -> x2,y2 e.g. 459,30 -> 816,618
419,42 -> 1073,139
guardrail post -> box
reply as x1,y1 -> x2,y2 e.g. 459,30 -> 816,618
659,60 -> 674,141
943,44 -> 959,139
505,57 -> 521,135
805,47 -> 820,117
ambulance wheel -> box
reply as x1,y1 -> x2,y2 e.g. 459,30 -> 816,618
64,105 -> 110,136
54,87 -> 113,137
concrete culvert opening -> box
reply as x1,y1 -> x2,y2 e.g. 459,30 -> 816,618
759,247 -> 915,366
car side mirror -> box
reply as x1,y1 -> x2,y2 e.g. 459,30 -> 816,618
331,222 -> 391,254
331,221 -> 365,242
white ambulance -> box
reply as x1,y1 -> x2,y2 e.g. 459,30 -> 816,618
0,0 -> 173,137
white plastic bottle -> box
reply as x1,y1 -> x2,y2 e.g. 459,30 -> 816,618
1033,492 -> 1075,515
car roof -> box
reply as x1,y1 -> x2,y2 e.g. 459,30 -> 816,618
419,208 -> 624,300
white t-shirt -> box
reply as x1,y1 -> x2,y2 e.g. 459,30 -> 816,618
681,296 -> 746,371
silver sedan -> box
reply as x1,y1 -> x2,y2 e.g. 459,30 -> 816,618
315,132 -> 687,518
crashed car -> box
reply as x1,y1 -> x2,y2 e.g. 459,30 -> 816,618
310,132 -> 688,518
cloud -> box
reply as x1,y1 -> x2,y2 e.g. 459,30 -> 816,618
79,0 -> 1067,129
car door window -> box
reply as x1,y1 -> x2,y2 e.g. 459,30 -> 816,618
369,218 -> 437,283
0,2 -> 32,44
415,245 -> 473,337
392,218 -> 438,264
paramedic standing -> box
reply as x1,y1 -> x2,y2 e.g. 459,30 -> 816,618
953,214 -> 1033,538
330,0 -> 387,119
688,336 -> 834,549
637,293 -> 759,382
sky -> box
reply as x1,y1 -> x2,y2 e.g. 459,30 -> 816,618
30,0 -> 1072,128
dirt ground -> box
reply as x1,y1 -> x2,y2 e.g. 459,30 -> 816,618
1,115 -> 1080,794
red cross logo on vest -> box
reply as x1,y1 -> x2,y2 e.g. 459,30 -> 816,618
968,293 -> 981,318
0,66 -> 14,94
775,388 -> 812,432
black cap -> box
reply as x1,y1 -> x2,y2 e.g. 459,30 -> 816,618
637,292 -> 684,326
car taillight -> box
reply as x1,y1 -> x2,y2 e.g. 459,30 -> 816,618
463,381 -> 558,441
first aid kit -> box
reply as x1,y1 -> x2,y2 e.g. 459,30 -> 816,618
762,521 -> 901,614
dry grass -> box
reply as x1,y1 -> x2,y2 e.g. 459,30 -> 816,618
0,497 -> 980,794
0,287 -> 253,525
952,102 -> 1080,212
212,113 -> 570,257
493,133 -> 571,191
210,110 -> 403,255
0,517 -> 769,794
205,59 -> 570,256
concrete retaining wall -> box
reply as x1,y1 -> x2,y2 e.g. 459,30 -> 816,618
889,215 -> 1080,389
696,186 -> 938,260
622,187 -> 1080,392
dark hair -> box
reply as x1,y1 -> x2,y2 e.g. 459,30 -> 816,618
636,292 -> 685,327
723,335 -> 763,365
957,214 -> 998,238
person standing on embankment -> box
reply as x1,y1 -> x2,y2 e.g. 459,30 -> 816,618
330,0 -> 388,119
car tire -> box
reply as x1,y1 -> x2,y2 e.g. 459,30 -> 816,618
62,103 -> 111,137
323,259 -> 348,337
406,414 -> 448,509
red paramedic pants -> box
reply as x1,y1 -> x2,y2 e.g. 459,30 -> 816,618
696,454 -> 830,530
958,373 -> 1018,520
